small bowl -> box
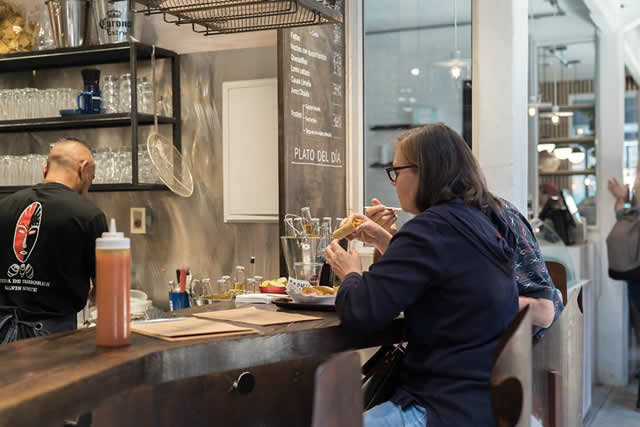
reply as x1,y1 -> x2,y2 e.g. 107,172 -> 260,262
259,286 -> 287,294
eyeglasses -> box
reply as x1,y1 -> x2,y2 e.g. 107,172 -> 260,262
385,165 -> 417,183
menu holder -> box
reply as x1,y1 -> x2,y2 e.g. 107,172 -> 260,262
193,306 -> 322,326
131,317 -> 259,342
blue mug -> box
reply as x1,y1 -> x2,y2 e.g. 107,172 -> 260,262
77,91 -> 103,114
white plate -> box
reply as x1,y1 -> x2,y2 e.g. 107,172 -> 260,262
289,293 -> 336,306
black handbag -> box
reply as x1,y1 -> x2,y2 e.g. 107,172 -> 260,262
361,344 -> 406,410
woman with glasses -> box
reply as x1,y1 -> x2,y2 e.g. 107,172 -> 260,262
324,123 -> 519,427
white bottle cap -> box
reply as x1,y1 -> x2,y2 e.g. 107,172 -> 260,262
96,218 -> 130,250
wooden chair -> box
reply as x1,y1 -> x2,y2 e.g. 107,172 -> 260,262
490,306 -> 532,427
545,261 -> 568,305
311,351 -> 363,427
531,282 -> 585,427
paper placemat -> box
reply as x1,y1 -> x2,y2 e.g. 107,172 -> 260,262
193,306 -> 322,326
132,317 -> 258,341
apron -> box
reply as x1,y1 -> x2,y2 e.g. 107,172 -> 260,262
0,306 -> 77,344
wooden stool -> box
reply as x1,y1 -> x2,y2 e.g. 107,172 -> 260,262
490,306 -> 532,427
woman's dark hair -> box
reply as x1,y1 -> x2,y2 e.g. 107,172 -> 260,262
396,123 -> 499,213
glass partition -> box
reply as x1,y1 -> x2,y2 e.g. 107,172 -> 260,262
363,0 -> 472,225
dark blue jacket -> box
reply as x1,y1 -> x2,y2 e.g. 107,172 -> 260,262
337,199 -> 518,427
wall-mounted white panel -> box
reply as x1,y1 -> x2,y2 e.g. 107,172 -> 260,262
223,78 -> 278,222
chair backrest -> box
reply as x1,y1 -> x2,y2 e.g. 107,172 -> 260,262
491,306 -> 532,427
311,351 -> 363,427
545,261 -> 568,304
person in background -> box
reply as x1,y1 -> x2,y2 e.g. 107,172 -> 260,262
0,138 -> 107,343
367,196 -> 564,339
608,177 -> 640,388
325,124 -> 519,427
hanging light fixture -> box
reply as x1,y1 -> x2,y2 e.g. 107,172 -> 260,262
553,147 -> 573,160
537,143 -> 556,153
540,48 -> 574,124
433,0 -> 471,81
528,44 -> 551,116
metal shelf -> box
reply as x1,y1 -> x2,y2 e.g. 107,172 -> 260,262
0,41 -> 182,193
538,104 -> 595,113
0,42 -> 177,74
539,169 -> 596,177
538,136 -> 595,145
136,0 -> 342,35
0,114 -> 176,133
0,184 -> 169,194
369,162 -> 392,169
370,124 -> 422,131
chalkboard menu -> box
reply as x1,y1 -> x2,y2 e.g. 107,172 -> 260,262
278,1 -> 346,234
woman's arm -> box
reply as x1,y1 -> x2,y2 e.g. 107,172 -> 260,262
332,227 -> 437,333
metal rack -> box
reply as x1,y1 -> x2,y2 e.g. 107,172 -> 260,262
0,41 -> 181,193
136,0 -> 342,35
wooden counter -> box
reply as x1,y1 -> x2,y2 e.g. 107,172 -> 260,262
0,302 -> 404,427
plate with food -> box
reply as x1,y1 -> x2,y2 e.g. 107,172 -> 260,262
259,277 -> 288,294
289,285 -> 338,305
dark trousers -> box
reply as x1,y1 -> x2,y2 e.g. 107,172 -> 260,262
628,282 -> 640,408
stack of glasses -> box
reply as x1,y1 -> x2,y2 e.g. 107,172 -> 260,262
0,154 -> 48,186
0,88 -> 79,120
92,147 -> 161,185
103,73 -> 164,115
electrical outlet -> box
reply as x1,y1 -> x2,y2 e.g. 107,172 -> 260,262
130,207 -> 146,234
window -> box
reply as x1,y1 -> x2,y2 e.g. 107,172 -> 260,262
363,0 -> 472,224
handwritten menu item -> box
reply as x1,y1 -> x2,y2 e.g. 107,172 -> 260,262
278,1 -> 346,223
194,306 -> 322,326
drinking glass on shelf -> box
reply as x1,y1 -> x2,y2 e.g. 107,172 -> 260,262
103,75 -> 119,114
139,78 -> 153,114
118,74 -> 132,113
119,151 -> 132,183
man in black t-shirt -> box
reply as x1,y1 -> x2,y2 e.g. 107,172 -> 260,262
0,138 -> 107,341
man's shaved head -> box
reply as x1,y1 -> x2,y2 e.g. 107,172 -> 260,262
47,138 -> 94,171
43,138 -> 96,196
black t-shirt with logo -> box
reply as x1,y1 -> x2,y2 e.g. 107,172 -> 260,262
0,183 -> 107,319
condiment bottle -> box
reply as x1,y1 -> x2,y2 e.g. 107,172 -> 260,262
96,218 -> 131,347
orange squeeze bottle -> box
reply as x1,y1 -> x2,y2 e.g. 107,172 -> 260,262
96,218 -> 131,347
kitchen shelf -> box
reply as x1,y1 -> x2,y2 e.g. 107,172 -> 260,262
136,0 -> 342,36
0,42 -> 176,74
370,124 -> 422,131
0,184 -> 168,194
0,114 -> 176,133
0,41 -> 181,193
538,136 -> 595,145
538,104 -> 595,113
539,169 -> 596,177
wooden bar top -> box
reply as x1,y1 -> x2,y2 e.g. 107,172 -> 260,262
0,302 -> 404,427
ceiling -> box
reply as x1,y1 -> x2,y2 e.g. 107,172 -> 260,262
364,0 -> 472,33
364,0 -> 598,81
364,0 -> 581,33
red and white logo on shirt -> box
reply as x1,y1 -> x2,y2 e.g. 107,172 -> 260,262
8,202 -> 42,279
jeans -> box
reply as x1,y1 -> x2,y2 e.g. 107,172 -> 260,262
364,401 -> 427,427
